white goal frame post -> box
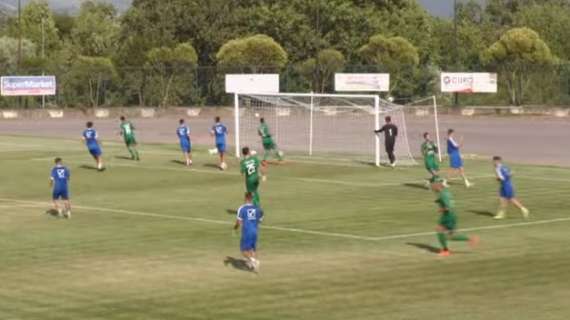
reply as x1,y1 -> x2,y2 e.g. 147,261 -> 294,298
226,75 -> 442,166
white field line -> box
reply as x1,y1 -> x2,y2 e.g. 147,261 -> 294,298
29,157 -> 499,188
1,198 -> 569,242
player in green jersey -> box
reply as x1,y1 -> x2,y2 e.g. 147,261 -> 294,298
119,116 -> 140,161
240,146 -> 266,207
421,132 -> 445,188
431,176 -> 479,257
258,118 -> 283,162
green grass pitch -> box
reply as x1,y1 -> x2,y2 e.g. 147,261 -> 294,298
1,135 -> 569,320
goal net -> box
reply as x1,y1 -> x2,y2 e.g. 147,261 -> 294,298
234,93 -> 424,166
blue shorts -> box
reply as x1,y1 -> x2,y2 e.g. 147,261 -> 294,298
217,143 -> 226,153
500,184 -> 515,199
52,188 -> 69,200
180,142 -> 191,153
449,152 -> 463,169
88,147 -> 102,157
240,232 -> 258,252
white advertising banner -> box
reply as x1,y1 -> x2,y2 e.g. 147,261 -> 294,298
225,74 -> 280,94
441,72 -> 498,93
1,76 -> 57,96
335,73 -> 390,92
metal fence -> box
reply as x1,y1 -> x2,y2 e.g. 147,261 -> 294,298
1,64 -> 569,109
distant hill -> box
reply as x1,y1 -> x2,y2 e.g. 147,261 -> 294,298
0,0 -> 132,15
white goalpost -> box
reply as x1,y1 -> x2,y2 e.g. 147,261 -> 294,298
233,92 -> 427,166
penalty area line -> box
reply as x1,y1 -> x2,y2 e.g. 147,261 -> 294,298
1,198 -> 569,243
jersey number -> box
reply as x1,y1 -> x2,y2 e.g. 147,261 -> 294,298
247,209 -> 256,220
246,162 -> 257,175
57,169 -> 66,179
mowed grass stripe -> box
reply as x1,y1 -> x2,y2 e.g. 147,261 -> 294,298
2,135 -> 570,320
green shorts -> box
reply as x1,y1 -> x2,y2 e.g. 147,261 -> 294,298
425,158 -> 439,173
262,138 -> 275,150
124,136 -> 137,146
438,213 -> 457,231
246,179 -> 259,193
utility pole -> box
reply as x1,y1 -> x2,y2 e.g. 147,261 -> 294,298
17,0 -> 22,109
41,17 -> 46,109
17,0 -> 21,69
453,0 -> 460,107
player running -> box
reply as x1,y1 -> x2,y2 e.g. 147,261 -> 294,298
493,156 -> 530,220
240,147 -> 266,207
177,119 -> 192,166
210,116 -> 228,170
258,117 -> 283,162
431,176 -> 479,257
374,116 -> 398,167
446,129 -> 471,187
233,192 -> 264,272
119,116 -> 140,161
49,157 -> 71,219
421,132 -> 446,188
82,121 -> 105,171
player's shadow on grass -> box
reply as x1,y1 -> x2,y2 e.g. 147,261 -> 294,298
355,160 -> 380,167
79,164 -> 99,171
403,183 -> 428,190
467,210 -> 495,217
406,242 -> 441,254
170,160 -> 187,166
203,163 -> 221,169
45,209 -> 62,219
226,209 -> 237,215
224,256 -> 254,273
115,155 -> 134,160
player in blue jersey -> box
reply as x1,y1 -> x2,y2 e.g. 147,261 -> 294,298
49,157 -> 72,218
446,129 -> 471,187
82,121 -> 105,171
493,156 -> 529,220
177,119 -> 192,166
233,192 -> 264,272
210,116 -> 228,170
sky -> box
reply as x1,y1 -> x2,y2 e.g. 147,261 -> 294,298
0,0 -> 484,17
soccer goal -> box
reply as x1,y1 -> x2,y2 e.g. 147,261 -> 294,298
233,92 -> 433,166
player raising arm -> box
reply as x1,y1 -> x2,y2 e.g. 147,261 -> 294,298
258,117 -> 283,162
177,119 -> 192,166
446,129 -> 471,187
119,116 -> 140,161
493,156 -> 530,220
374,116 -> 398,167
210,116 -> 228,170
233,192 -> 264,272
82,121 -> 105,171
240,147 -> 266,207
431,176 -> 479,257
49,157 -> 71,219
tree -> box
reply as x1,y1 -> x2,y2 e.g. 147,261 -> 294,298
216,34 -> 288,73
0,36 -> 36,73
481,27 -> 557,105
514,3 -> 570,61
145,42 -> 198,107
63,56 -> 118,107
359,34 -> 419,95
71,1 -> 120,57
298,48 -> 345,92
9,0 -> 59,57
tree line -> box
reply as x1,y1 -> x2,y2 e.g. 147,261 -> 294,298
0,0 -> 569,108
